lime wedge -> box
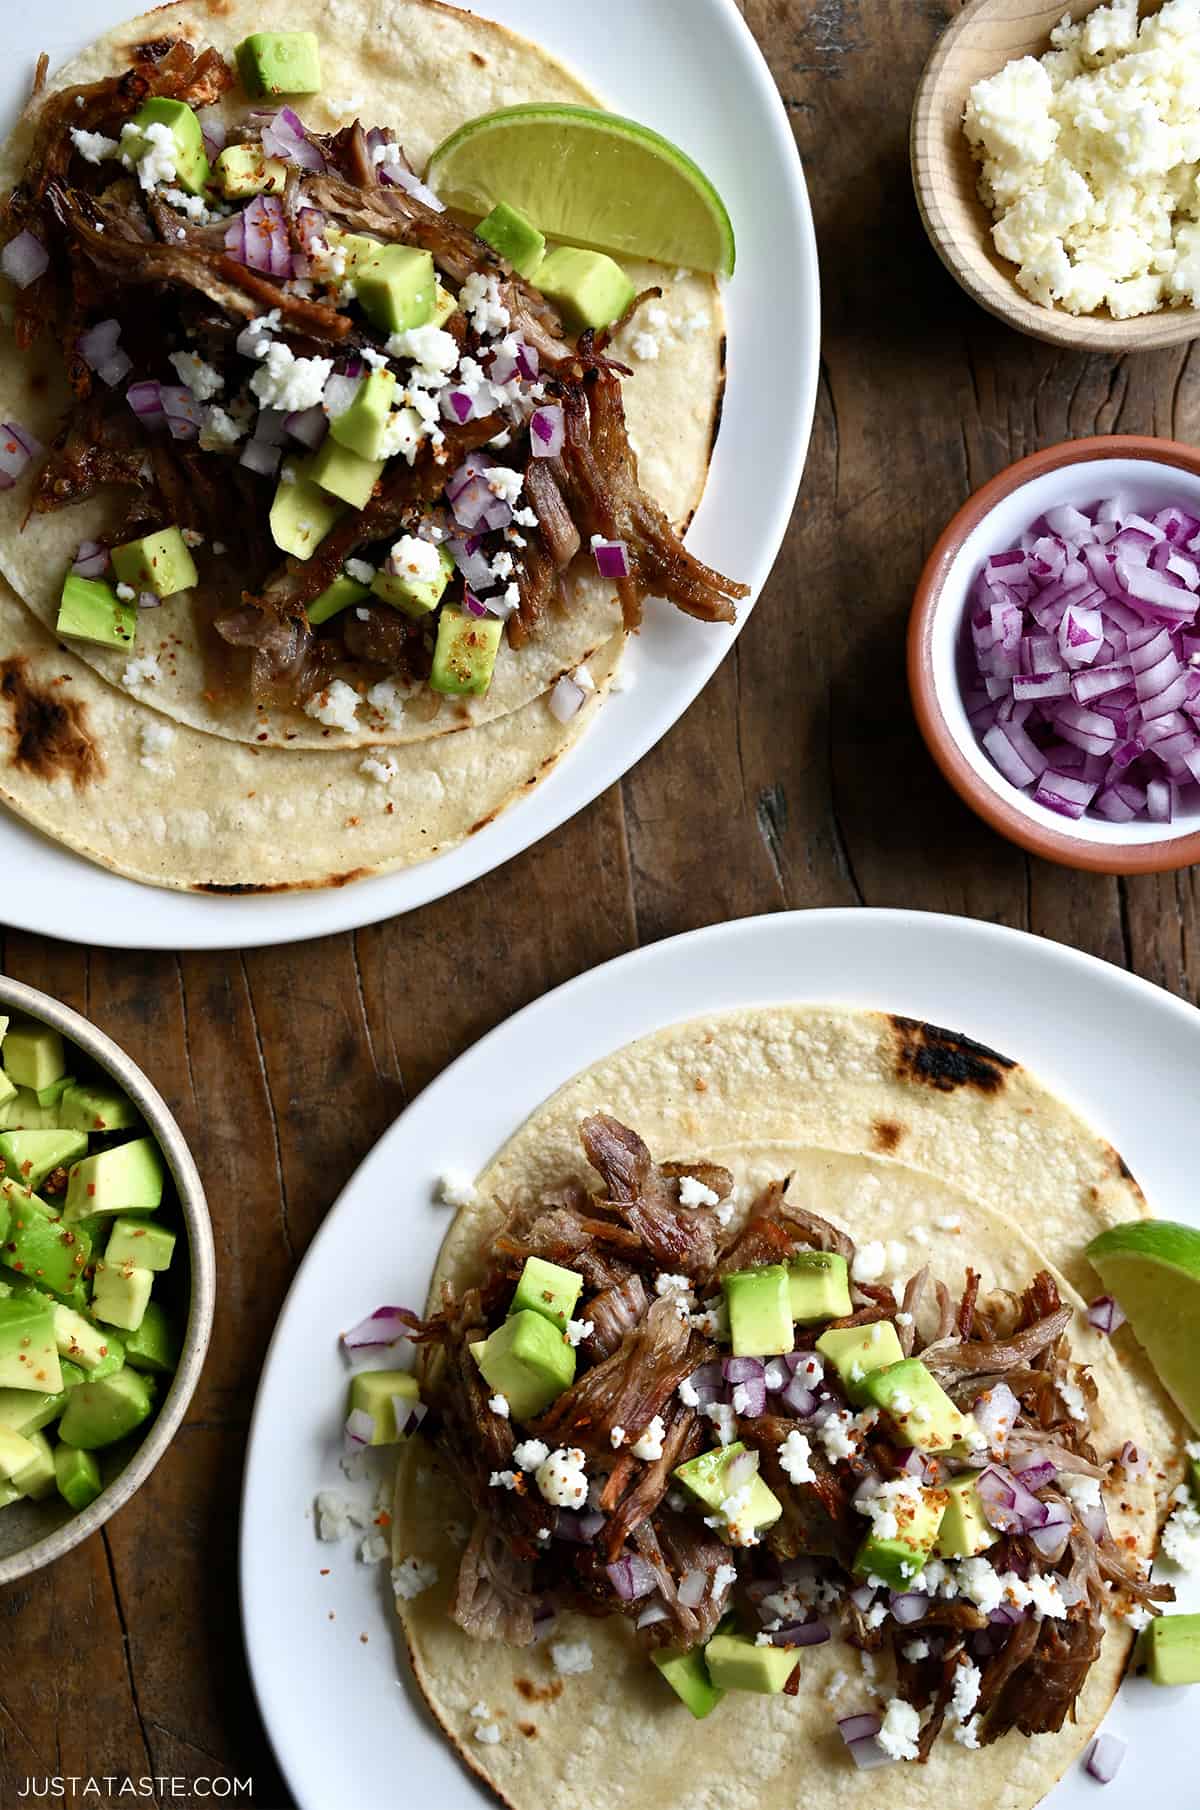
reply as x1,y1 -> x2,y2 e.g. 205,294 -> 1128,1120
426,104 -> 735,277
1087,1220 -> 1200,1429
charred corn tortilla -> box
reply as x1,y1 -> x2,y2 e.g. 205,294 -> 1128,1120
0,0 -> 724,749
392,1006 -> 1184,1810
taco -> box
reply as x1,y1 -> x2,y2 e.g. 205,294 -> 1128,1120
383,1006 -> 1186,1809
0,0 -> 742,758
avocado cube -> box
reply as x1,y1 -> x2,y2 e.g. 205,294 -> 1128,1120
0,1130 -> 87,1193
430,609 -> 503,697
863,1358 -> 978,1454
1143,1613 -> 1200,1685
215,142 -> 287,199
853,1485 -> 947,1591
59,1082 -> 139,1135
0,1181 -> 92,1301
476,202 -> 546,280
816,1320 -> 905,1405
508,1256 -> 583,1333
126,98 -> 210,197
673,1442 -> 783,1545
651,1645 -> 724,1719
308,437 -> 385,511
307,574 -> 371,626
474,1309 -> 575,1421
52,1302 -> 123,1376
12,1429 -> 56,1500
935,1470 -> 997,1559
269,464 -> 346,558
330,368 -> 397,462
235,31 -> 322,97
2,1021 -> 65,1093
722,1265 -> 793,1358
0,1380 -> 71,1436
55,1442 -> 103,1511
111,526 -> 198,600
34,1073 -> 75,1109
371,545 -> 454,620
347,1370 -> 420,1444
432,283 -> 457,328
0,1087 -> 63,1131
122,1301 -> 177,1375
533,246 -> 636,333
91,1261 -> 153,1333
56,574 -> 137,651
63,1137 -> 164,1224
58,1369 -> 153,1450
785,1251 -> 852,1325
0,1425 -> 39,1483
327,229 -> 379,274
703,1632 -> 797,1695
0,1294 -> 61,1392
0,1071 -> 15,1113
355,245 -> 436,337
105,1217 -> 175,1273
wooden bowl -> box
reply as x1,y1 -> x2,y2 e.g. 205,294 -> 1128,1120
911,0 -> 1200,352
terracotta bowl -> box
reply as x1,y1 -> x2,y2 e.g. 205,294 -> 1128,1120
0,978 -> 213,1583
908,435 -> 1200,874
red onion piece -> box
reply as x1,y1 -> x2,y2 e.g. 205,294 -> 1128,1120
197,109 -> 226,159
1086,1733 -> 1127,1785
779,1375 -> 817,1418
1080,1499 -> 1110,1542
516,342 -> 539,381
889,1592 -> 930,1625
137,591 -> 162,611
723,1357 -> 765,1385
772,1617 -> 831,1647
593,538 -> 631,580
530,405 -> 565,458
1117,1441 -> 1148,1476
762,1358 -> 790,1392
344,1407 -> 374,1447
1027,1500 -> 1072,1560
976,1463 -> 1050,1534
448,534 -> 497,592
1012,1457 -> 1056,1492
1,230 -> 49,288
837,1712 -> 882,1745
1086,1295 -> 1127,1335
722,1448 -> 758,1493
847,1737 -> 894,1771
161,386 -> 203,442
548,674 -> 585,723
555,1508 -> 605,1542
606,1553 -> 659,1601
442,389 -> 475,426
676,1567 -> 709,1608
97,350 -> 134,388
76,318 -> 122,371
240,438 -> 281,476
0,420 -> 42,490
284,404 -> 327,449
392,1396 -> 427,1436
972,1381 -> 1019,1454
342,1305 -> 416,1351
72,540 -> 110,579
848,1583 -> 876,1612
636,1600 -> 670,1628
462,588 -> 490,620
262,106 -> 327,172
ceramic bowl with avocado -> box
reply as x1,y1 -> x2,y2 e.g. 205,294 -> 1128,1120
0,977 -> 213,1584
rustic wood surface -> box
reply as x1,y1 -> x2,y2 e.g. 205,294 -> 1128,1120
3,1 -> 1199,1805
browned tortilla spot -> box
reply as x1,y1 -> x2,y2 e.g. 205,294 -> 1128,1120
514,1677 -> 562,1704
0,657 -> 104,791
193,864 -> 373,894
871,1118 -> 903,1153
889,1015 -> 1016,1095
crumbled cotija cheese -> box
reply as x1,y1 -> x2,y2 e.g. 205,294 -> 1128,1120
964,0 -> 1200,317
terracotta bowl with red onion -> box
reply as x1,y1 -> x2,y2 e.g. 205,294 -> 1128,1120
909,437 -> 1200,873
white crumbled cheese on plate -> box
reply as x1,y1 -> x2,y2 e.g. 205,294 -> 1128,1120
315,1490 -> 362,1541
389,535 -> 443,584
703,1400 -> 737,1446
513,1438 -> 550,1472
1161,1490 -> 1200,1568
114,582 -> 135,603
850,1240 -> 887,1283
250,342 -> 334,412
677,1376 -> 700,1408
631,1416 -> 666,1462
359,754 -> 398,785
358,1529 -> 390,1564
70,127 -> 119,165
713,1562 -> 737,1595
1058,1378 -> 1090,1423
437,1170 -> 477,1208
391,1555 -> 437,1599
303,679 -> 360,732
489,1470 -> 519,1491
536,1447 -> 588,1507
119,120 -> 177,188
564,1317 -> 593,1347
550,1638 -> 593,1676
778,1429 -> 816,1485
366,678 -> 407,732
169,350 -> 223,401
678,1174 -> 721,1209
487,1393 -> 510,1419
460,271 -> 511,338
610,1425 -> 627,1449
199,406 -> 245,451
902,1637 -> 930,1661
877,1697 -> 921,1761
122,654 -> 161,688
473,1722 -> 501,1745
818,1409 -> 858,1463
630,330 -> 660,360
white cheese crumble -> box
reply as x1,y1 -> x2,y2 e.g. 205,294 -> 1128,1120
877,1697 -> 921,1761
70,128 -> 120,165
169,350 -> 223,401
359,1529 -> 390,1564
677,1377 -> 700,1408
389,535 -> 443,584
489,1470 -> 519,1491
549,1638 -> 593,1676
1161,1487 -> 1200,1569
199,406 -> 246,451
630,331 -> 660,361
677,1174 -> 721,1209
122,654 -> 161,688
854,1476 -> 925,1544
610,1426 -> 627,1449
713,1561 -> 738,1595
366,678 -> 408,732
703,1401 -> 737,1446
460,271 -> 511,338
630,1416 -> 666,1462
359,754 -> 398,785
119,120 -> 177,189
951,1656 -> 982,1725
902,1638 -> 930,1662
513,1439 -> 550,1472
303,679 -> 360,732
655,1272 -> 692,1296
315,1489 -> 368,1541
437,1170 -> 478,1208
114,582 -> 136,603
250,343 -> 334,412
1058,1378 -> 1090,1423
138,719 -> 175,773
535,1447 -> 588,1507
778,1429 -> 816,1487
850,1241 -> 887,1283
345,557 -> 376,584
469,1701 -> 490,1719
564,1318 -> 594,1347
473,1722 -> 502,1745
390,1555 -> 438,1599
487,1394 -> 510,1419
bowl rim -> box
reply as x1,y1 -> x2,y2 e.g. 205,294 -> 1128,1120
908,433 -> 1200,875
0,975 -> 213,1584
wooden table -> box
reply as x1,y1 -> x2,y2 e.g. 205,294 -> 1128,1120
2,2 -> 1196,1805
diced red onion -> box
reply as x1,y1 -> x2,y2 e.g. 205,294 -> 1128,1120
1027,1499 -> 1072,1560
442,389 -> 476,425
450,473 -> 512,534
723,1357 -> 764,1385
161,385 -> 203,442
972,1381 -> 1019,1454
607,1553 -> 660,1601
344,1407 -> 374,1447
555,1508 -> 606,1542
342,1305 -> 415,1351
1012,1457 -> 1056,1491
197,109 -> 227,160
72,540 -> 110,579
1118,1441 -> 1148,1476
772,1617 -> 831,1647
976,1464 -> 1050,1534
239,437 -> 281,476
635,1600 -> 670,1628
838,1712 -> 883,1745
1086,1733 -> 1127,1785
530,405 -> 565,458
285,404 -> 327,448
97,350 -> 133,388
463,588 -> 489,620
516,343 -> 539,380
785,1351 -> 824,1381
1086,1295 -> 1126,1335
676,1567 -> 709,1608
226,195 -> 292,278
848,1584 -> 876,1612
988,1601 -> 1025,1626
684,1361 -> 725,1408
1080,1499 -> 1110,1542
447,534 -> 495,592
392,1395 -> 427,1436
76,319 -> 122,371
847,1737 -> 894,1771
779,1375 -> 817,1418
1,230 -> 49,288
0,420 -> 41,489
593,538 -> 631,580
889,1592 -> 930,1625
137,591 -> 162,611
549,675 -> 586,723
763,1358 -> 790,1392
262,106 -> 327,172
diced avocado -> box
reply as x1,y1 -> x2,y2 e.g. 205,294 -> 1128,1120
34,1073 -> 75,1109
91,1261 -> 153,1332
0,1130 -> 87,1193
0,1180 -> 92,1301
63,1137 -> 164,1224
326,229 -> 378,272
673,1442 -> 783,1544
430,609 -> 503,697
215,142 -> 287,199
475,1308 -> 575,1421
0,1087 -> 61,1131
55,1442 -> 103,1511
703,1631 -> 797,1695
235,31 -> 322,97
652,1644 -> 725,1719
330,368 -> 397,462
127,98 -> 210,197
56,574 -> 137,650
0,1425 -> 38,1483
786,1251 -> 852,1325
0,1071 -> 15,1112
105,1217 -> 175,1273
2,1020 -> 66,1093
722,1265 -> 793,1358
111,526 -> 197,600
307,574 -> 371,626
816,1320 -> 905,1405
0,1480 -> 22,1508
534,246 -> 635,333
58,1369 -> 153,1450
0,1381 -> 70,1436
432,283 -> 457,328
269,464 -> 345,558
12,1429 -> 55,1500
935,1470 -> 997,1558
59,1082 -> 139,1135
853,1485 -> 948,1591
509,1256 -> 584,1333
52,1302 -> 123,1375
1143,1613 -> 1200,1685
476,202 -> 546,279
308,437 -> 384,511
355,245 -> 436,337
123,1301 -> 177,1375
863,1358 -> 979,1454
348,1370 -> 420,1444
371,545 -> 454,619
0,1291 -> 62,1393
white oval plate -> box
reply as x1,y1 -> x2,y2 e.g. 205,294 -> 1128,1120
0,0 -> 816,951
241,908 -> 1199,1810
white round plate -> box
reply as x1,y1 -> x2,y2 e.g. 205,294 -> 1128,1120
241,908 -> 1199,1810
0,0 -> 816,951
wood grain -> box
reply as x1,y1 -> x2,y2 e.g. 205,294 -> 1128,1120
5,2 -> 1200,1805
